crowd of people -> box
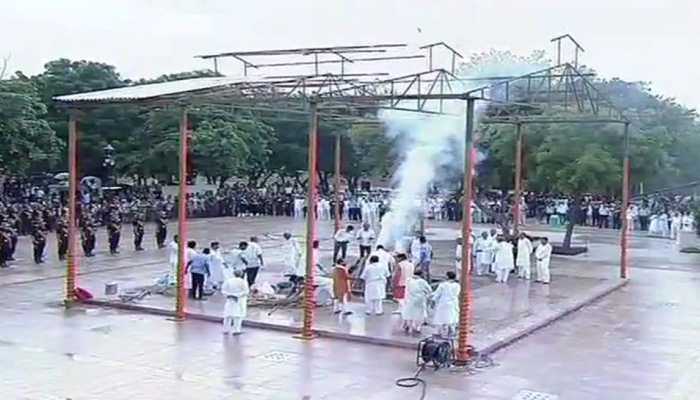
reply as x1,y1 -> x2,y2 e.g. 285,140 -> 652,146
1,172 -> 697,270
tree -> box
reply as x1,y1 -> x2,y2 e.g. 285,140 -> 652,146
192,111 -> 274,187
0,79 -> 60,175
28,59 -> 132,176
532,123 -> 623,247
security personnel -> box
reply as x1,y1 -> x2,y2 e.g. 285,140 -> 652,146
132,209 -> 145,251
80,211 -> 96,257
107,206 -> 122,255
0,227 -> 9,268
31,212 -> 46,264
4,214 -> 18,261
155,210 -> 168,249
56,210 -> 69,261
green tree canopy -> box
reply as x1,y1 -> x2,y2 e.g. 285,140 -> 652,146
0,79 -> 60,174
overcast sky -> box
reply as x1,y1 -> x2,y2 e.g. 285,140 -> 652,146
2,0 -> 698,109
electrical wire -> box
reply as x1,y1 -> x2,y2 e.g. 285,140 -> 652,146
395,365 -> 427,400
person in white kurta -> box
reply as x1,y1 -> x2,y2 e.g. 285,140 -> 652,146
184,241 -> 198,290
371,245 -> 395,272
682,212 -> 695,232
648,214 -> 661,236
409,234 -> 421,265
293,198 -> 304,219
516,234 -> 533,280
659,212 -> 670,237
208,242 -> 226,290
455,237 -> 463,276
431,271 -> 461,337
361,255 -> 390,315
670,212 -> 682,242
167,236 -> 179,285
282,232 -> 302,284
401,271 -> 432,333
310,240 -> 334,306
473,232 -> 493,276
535,238 -> 553,284
493,236 -> 514,283
221,270 -> 249,335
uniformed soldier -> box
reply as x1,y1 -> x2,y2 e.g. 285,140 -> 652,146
80,211 -> 96,257
155,210 -> 168,249
107,206 -> 122,255
132,209 -> 145,251
31,212 -> 46,264
0,227 -> 9,268
56,209 -> 69,261
5,213 -> 18,261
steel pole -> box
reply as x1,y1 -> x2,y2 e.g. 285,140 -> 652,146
301,100 -> 319,339
334,132 -> 342,233
456,98 -> 476,364
175,109 -> 188,319
65,113 -> 79,302
513,123 -> 523,234
620,122 -> 630,279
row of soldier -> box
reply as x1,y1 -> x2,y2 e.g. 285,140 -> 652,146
0,204 -> 169,268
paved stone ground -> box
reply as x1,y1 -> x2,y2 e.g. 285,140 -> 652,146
2,217 -> 700,399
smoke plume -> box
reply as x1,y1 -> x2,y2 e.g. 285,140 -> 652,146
377,56 -> 547,249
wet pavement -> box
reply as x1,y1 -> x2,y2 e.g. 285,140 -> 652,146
2,217 -> 700,399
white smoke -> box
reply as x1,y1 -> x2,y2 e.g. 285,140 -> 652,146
377,55 -> 548,249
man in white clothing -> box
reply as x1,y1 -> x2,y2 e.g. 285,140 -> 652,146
659,212 -> 670,237
535,237 -> 553,284
243,236 -> 264,287
311,240 -> 334,306
282,232 -> 303,289
356,223 -> 375,259
487,228 -> 498,273
293,198 -> 304,219
225,241 -> 249,273
431,271 -> 460,337
473,232 -> 493,276
516,233 -> 533,280
361,255 -> 390,315
167,235 -> 179,284
208,241 -> 226,290
367,244 -> 395,273
670,212 -> 682,242
455,237 -> 463,276
493,235 -> 514,283
401,270 -> 432,334
221,269 -> 249,335
319,198 -> 331,220
333,225 -> 354,262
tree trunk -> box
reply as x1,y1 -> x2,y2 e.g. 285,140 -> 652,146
318,170 -> 330,195
218,176 -> 228,188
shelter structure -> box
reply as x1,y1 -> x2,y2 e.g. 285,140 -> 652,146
54,35 -> 629,364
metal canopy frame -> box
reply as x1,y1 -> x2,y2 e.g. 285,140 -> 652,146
55,34 -> 631,365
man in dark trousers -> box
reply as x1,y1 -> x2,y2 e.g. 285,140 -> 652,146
155,210 -> 168,249
0,225 -> 9,268
107,206 -> 122,255
3,214 -> 18,261
132,209 -> 145,251
81,211 -> 96,257
31,212 -> 46,264
56,209 -> 68,261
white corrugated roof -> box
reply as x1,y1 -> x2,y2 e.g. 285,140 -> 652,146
52,75 -> 254,104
